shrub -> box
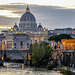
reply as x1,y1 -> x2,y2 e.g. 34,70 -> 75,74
46,64 -> 54,70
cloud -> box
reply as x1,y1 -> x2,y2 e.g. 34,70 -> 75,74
0,3 -> 75,32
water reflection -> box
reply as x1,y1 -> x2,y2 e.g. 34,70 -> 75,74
0,66 -> 62,75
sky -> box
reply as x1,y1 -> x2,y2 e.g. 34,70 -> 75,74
0,0 -> 75,31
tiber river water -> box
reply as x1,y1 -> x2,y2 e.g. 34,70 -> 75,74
0,62 -> 62,75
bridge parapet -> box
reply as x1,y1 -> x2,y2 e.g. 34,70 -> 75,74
0,50 -> 29,53
62,50 -> 75,53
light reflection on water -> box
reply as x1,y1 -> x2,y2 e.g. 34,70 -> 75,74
0,63 -> 62,75
0,67 -> 62,75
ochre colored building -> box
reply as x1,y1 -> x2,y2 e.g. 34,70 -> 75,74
61,39 -> 75,50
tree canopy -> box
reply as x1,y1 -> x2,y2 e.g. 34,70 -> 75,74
48,34 -> 72,42
30,42 -> 53,67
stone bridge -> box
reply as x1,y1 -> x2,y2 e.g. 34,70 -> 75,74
0,50 -> 30,65
61,50 -> 75,67
54,49 -> 75,68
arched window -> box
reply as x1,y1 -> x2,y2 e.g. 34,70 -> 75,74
27,23 -> 29,27
25,16 -> 26,20
20,41 -> 23,46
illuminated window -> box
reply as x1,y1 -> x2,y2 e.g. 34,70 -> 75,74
31,32 -> 32,34
34,37 -> 37,40
2,44 -> 5,50
14,29 -> 16,30
16,32 -> 18,34
31,37 -> 32,40
20,32 -> 22,34
11,28 -> 13,31
39,32 -> 41,34
24,32 -> 26,34
63,43 -> 65,45
35,32 -> 37,34
44,28 -> 46,31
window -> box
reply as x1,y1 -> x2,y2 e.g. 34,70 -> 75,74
27,37 -> 29,39
31,32 -> 32,34
27,47 -> 29,48
24,25 -> 26,27
31,40 -> 32,44
21,23 -> 22,28
27,23 -> 29,27
14,43 -> 16,46
7,41 -> 12,48
27,16 -> 29,21
14,43 -> 16,48
35,40 -> 37,43
25,16 -> 26,20
27,43 -> 29,46
14,37 -> 16,39
20,42 -> 23,46
27,43 -> 29,49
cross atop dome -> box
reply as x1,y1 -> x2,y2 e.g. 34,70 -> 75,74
26,5 -> 30,12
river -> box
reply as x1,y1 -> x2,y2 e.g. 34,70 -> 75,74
0,62 -> 62,75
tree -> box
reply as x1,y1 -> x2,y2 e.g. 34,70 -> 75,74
30,42 -> 53,67
48,34 -> 72,42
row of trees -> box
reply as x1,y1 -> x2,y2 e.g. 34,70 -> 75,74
48,34 -> 72,42
30,42 -> 53,67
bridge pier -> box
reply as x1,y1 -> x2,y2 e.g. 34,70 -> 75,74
69,53 -> 75,67
62,50 -> 75,68
56,50 -> 61,70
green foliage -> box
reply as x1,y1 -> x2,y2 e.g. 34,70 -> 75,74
0,58 -> 3,66
46,64 -> 54,70
48,34 -> 72,42
30,42 -> 53,67
5,58 -> 11,62
63,70 -> 73,75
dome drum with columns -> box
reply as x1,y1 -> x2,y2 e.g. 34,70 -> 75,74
7,5 -> 48,43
